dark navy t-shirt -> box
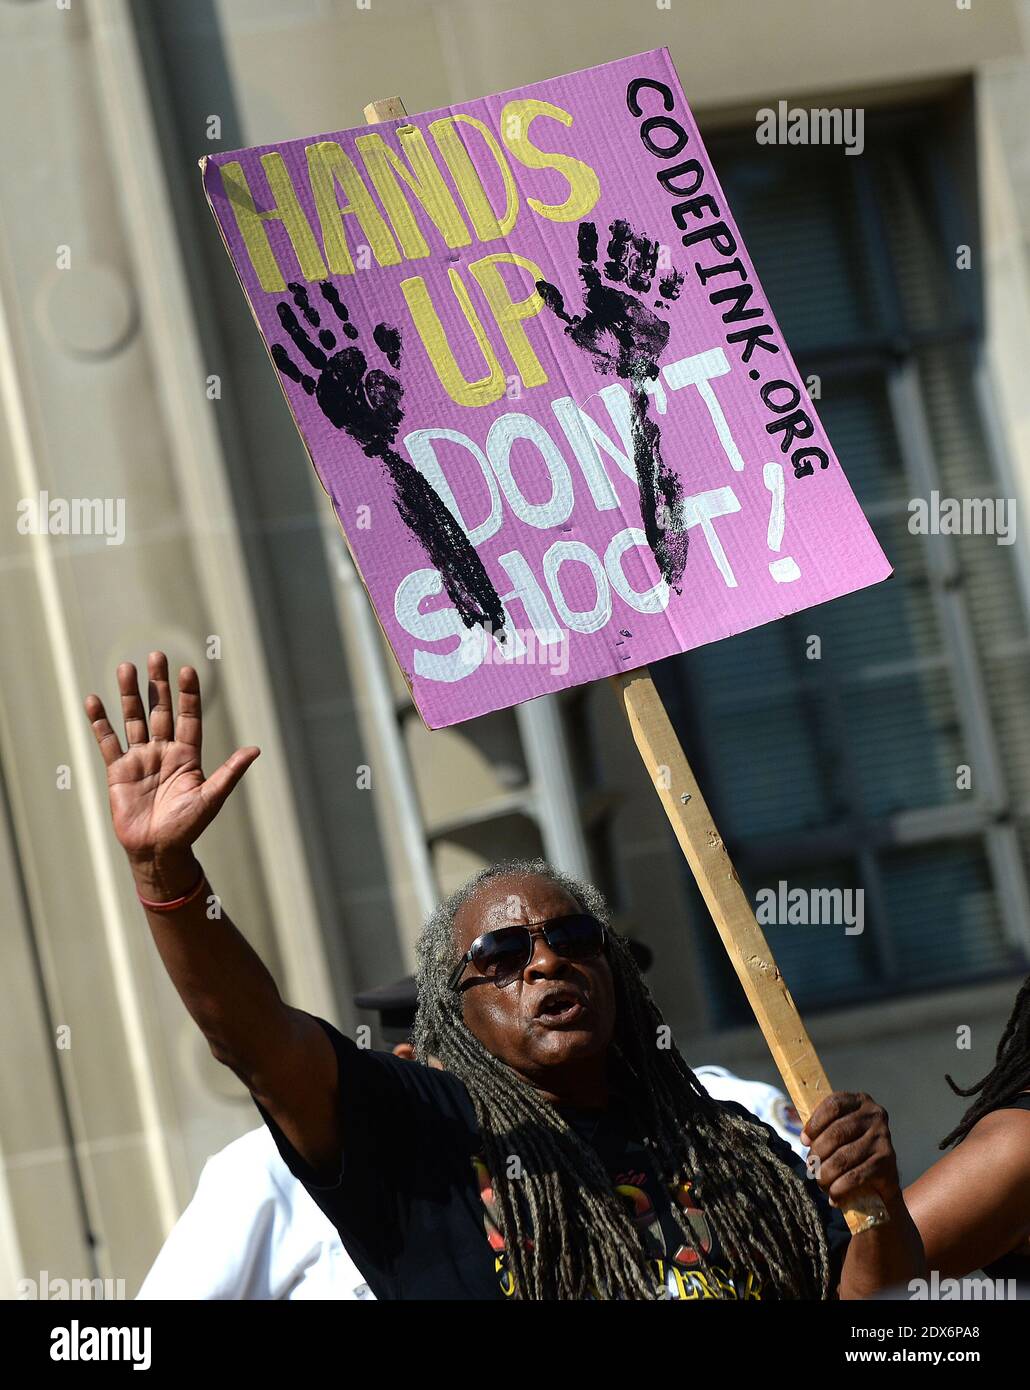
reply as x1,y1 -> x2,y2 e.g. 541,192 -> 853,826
254,1016 -> 850,1300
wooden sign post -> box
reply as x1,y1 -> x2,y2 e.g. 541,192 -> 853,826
611,668 -> 888,1234
363,95 -> 887,1238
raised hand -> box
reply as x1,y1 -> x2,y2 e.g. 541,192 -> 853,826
536,219 -> 683,383
271,279 -> 405,452
84,652 -> 259,899
537,221 -> 689,590
271,280 -> 506,639
84,653 -> 339,1166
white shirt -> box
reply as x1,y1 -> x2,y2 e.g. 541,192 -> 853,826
137,1126 -> 374,1301
694,1064 -> 808,1158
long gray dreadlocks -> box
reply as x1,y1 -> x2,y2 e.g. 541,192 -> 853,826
413,858 -> 832,1301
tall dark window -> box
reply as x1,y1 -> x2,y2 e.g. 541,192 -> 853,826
655,91 -> 1030,1024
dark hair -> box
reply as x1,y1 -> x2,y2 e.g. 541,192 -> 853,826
413,858 -> 831,1300
940,974 -> 1030,1149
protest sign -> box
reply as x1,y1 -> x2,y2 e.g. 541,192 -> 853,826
201,47 -> 890,731
202,54 -> 892,1233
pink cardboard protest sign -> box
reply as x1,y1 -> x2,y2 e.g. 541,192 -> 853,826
202,47 -> 891,730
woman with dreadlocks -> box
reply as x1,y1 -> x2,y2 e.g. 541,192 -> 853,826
86,652 -> 925,1300
904,977 -> 1030,1285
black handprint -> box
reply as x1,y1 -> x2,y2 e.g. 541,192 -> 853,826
272,281 -> 506,639
537,221 -> 689,589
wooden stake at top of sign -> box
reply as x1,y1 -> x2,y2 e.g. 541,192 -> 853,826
364,96 -> 411,124
361,94 -> 888,1237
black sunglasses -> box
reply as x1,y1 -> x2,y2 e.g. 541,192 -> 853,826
449,913 -> 607,991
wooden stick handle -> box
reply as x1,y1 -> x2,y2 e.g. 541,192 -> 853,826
611,667 -> 888,1236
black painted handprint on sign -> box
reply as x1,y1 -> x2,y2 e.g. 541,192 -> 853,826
271,281 -> 506,638
537,221 -> 689,589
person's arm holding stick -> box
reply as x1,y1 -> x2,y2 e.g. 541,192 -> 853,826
803,1094 -> 926,1299
84,651 -> 340,1172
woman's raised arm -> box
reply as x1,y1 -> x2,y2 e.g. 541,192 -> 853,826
84,651 -> 340,1171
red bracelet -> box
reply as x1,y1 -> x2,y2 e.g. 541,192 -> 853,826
136,864 -> 207,913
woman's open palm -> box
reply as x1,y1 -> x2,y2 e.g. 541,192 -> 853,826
84,652 -> 259,862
